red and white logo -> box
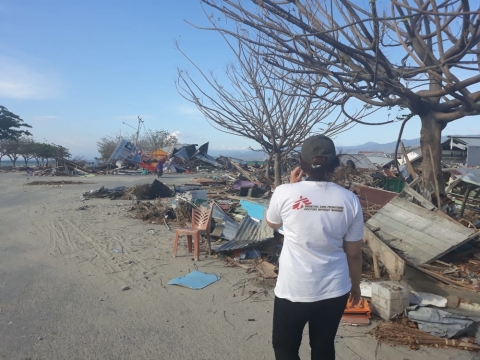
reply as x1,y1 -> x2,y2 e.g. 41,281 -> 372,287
292,196 -> 312,210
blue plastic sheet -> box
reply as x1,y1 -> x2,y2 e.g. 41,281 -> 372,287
168,270 -> 220,290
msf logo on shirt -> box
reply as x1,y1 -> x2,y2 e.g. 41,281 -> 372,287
292,196 -> 312,210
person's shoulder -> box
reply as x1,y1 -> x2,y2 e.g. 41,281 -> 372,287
273,183 -> 294,193
328,183 -> 358,199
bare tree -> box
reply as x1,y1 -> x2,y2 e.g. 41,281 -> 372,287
96,131 -> 124,162
137,129 -> 178,152
176,34 -> 357,186
96,129 -> 177,162
200,0 -> 480,195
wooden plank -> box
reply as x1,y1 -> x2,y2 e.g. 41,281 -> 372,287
416,266 -> 473,289
230,161 -> 255,182
367,217 -> 437,265
369,212 -> 445,255
363,226 -> 405,281
377,204 -> 454,249
401,142 -> 417,179
372,253 -> 380,278
368,199 -> 479,265
370,209 -> 476,265
56,157 -> 91,174
388,197 -> 476,238
428,144 -> 442,211
379,204 -> 467,248
408,176 -> 421,188
401,186 -> 436,210
401,190 -> 462,222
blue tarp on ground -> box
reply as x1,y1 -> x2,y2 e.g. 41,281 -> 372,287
168,270 -> 220,290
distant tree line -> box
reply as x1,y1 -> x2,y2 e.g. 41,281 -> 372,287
0,137 -> 71,167
0,105 -> 71,167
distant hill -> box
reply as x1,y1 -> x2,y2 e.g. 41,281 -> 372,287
338,137 -> 448,154
208,136 -> 449,160
209,149 -> 267,161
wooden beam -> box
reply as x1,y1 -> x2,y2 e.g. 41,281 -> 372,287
56,157 -> 91,174
363,226 -> 405,281
230,161 -> 255,182
459,185 -> 472,218
401,142 -> 417,179
408,175 -> 421,188
428,144 -> 442,210
402,186 -> 436,211
372,253 -> 381,278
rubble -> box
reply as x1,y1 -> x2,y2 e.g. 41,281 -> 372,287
26,180 -> 90,186
56,143 -> 480,352
371,321 -> 480,350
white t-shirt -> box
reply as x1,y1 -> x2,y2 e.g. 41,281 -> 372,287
266,181 -> 364,302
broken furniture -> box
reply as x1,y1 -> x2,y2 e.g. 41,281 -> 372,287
173,202 -> 214,261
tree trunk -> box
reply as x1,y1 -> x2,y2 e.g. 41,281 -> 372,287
419,114 -> 445,204
273,152 -> 282,187
265,155 -> 272,179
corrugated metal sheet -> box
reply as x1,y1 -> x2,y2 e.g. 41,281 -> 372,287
366,156 -> 395,167
445,168 -> 480,189
211,202 -> 238,241
212,215 -> 273,251
339,154 -> 378,170
451,136 -> 480,147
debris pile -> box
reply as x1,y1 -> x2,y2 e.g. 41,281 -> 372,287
371,321 -> 480,350
129,200 -> 168,221
68,141 -> 480,352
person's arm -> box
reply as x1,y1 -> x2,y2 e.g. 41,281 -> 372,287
344,195 -> 364,306
343,240 -> 362,305
266,219 -> 282,229
266,183 -> 283,230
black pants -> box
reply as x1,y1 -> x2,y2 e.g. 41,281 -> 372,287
272,293 -> 349,360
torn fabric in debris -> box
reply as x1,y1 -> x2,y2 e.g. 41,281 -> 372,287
406,305 -> 475,338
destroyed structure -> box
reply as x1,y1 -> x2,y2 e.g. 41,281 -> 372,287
6,135 -> 480,351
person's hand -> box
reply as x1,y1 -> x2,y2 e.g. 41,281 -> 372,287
290,166 -> 304,183
349,285 -> 361,306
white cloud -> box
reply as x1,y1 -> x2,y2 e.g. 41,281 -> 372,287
0,56 -> 62,99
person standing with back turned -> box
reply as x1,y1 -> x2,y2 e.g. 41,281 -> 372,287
266,135 -> 364,360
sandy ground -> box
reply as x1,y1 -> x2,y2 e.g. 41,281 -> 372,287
0,171 -> 478,360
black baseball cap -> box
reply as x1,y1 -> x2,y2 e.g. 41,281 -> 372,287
301,135 -> 336,165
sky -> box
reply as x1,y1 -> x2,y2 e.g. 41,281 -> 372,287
1,0 -> 479,159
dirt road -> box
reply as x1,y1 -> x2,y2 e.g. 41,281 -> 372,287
0,172 -> 476,360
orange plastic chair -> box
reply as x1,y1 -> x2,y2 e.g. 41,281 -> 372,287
173,202 -> 214,261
